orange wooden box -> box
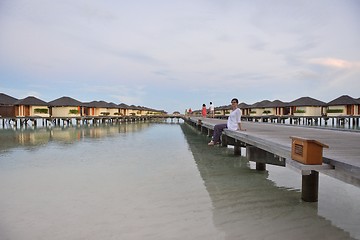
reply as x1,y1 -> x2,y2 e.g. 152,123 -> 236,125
290,136 -> 329,165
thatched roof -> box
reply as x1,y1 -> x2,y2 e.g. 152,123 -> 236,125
0,93 -> 18,105
238,102 -> 251,108
108,102 -> 119,108
327,95 -> 358,105
267,100 -> 287,107
128,105 -> 142,110
84,101 -> 115,108
288,97 -> 326,107
14,96 -> 48,106
249,100 -> 272,108
118,103 -> 130,109
48,96 -> 83,107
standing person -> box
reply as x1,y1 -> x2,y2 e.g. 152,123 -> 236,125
201,104 -> 207,118
209,102 -> 214,118
208,98 -> 246,146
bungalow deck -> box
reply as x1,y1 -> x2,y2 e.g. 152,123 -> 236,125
185,116 -> 360,202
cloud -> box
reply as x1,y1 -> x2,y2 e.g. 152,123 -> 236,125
309,58 -> 360,69
0,0 -> 359,113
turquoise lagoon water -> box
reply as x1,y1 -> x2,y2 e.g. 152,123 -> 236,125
0,121 -> 359,240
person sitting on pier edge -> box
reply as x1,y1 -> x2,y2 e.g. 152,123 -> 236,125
208,98 -> 246,146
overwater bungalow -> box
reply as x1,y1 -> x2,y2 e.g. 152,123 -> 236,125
287,97 -> 326,116
48,96 -> 83,117
14,96 -> 49,117
326,95 -> 359,116
127,105 -> 143,116
142,107 -> 166,116
108,102 -> 121,116
0,93 -> 18,117
118,103 -> 130,116
268,100 -> 289,116
215,104 -> 231,116
238,102 -> 251,116
248,100 -> 273,117
84,101 -> 120,117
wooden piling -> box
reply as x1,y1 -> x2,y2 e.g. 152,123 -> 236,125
302,170 -> 319,202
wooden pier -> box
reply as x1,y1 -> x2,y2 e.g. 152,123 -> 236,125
185,117 -> 360,202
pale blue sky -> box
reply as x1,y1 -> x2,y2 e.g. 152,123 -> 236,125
1,0 -> 359,113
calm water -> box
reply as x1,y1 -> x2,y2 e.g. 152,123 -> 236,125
0,121 -> 359,240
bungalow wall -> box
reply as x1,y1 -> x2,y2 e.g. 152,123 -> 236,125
223,109 -> 231,116
262,108 -> 275,116
127,109 -> 141,116
0,106 -> 15,117
93,107 -> 113,116
293,106 -> 323,116
275,107 -> 286,116
31,105 -> 50,117
250,107 -> 283,116
83,107 -> 111,116
15,105 -> 50,117
249,108 -> 263,116
327,105 -> 359,116
241,108 -> 250,116
51,106 -> 81,117
119,108 -> 127,116
108,108 -> 120,116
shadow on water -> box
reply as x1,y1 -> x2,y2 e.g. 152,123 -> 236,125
180,123 -> 356,240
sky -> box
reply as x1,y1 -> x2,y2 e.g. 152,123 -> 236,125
0,0 -> 359,113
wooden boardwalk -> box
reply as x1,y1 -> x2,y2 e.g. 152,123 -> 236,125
186,117 -> 360,188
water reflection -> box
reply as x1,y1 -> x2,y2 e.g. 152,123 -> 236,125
181,124 -> 356,240
0,123 -> 154,152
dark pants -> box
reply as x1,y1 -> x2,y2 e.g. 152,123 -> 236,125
212,123 -> 227,143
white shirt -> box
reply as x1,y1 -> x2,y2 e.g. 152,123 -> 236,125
227,108 -> 241,130
209,104 -> 214,111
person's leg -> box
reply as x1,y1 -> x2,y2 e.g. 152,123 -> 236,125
210,123 -> 227,144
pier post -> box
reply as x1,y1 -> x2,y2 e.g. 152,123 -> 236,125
201,126 -> 207,134
301,170 -> 319,202
256,162 -> 266,171
246,146 -> 267,171
234,145 -> 241,155
221,134 -> 228,147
